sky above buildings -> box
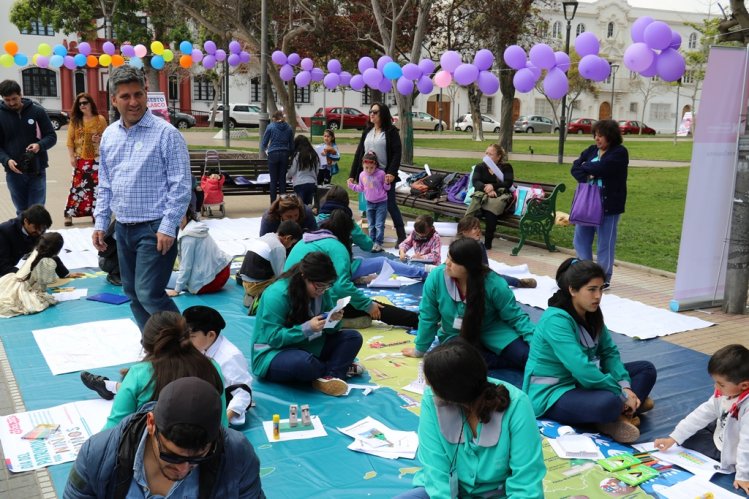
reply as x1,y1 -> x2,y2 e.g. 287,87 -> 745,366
581,0 -> 719,14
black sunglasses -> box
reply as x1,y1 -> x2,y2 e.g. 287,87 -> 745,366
78,101 -> 90,105
154,429 -> 216,465
369,110 -> 380,115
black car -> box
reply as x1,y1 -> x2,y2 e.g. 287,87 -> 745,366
169,108 -> 197,129
29,99 -> 69,130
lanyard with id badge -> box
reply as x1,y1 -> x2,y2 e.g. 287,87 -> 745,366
452,300 -> 466,331
448,420 -> 465,498
578,324 -> 601,369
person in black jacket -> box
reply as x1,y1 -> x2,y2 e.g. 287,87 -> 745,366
349,102 -> 406,246
0,80 -> 57,214
0,204 -> 70,278
570,119 -> 629,288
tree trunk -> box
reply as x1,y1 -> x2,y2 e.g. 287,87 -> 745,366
467,83 -> 484,142
397,92 -> 414,164
498,70 -> 516,153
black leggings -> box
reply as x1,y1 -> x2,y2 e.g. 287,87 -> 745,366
343,303 -> 418,329
482,209 -> 500,249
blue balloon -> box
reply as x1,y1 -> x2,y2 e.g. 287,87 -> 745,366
13,53 -> 28,66
179,41 -> 192,54
382,61 -> 403,80
49,54 -> 64,68
151,55 -> 165,70
73,54 -> 86,67
53,44 -> 67,57
129,56 -> 143,69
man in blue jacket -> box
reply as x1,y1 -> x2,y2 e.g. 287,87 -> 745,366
0,80 -> 57,214
64,377 -> 265,499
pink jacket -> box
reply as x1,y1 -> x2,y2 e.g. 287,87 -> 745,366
399,230 -> 441,264
347,169 -> 390,204
201,175 -> 225,205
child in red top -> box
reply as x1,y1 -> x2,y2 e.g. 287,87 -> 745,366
201,169 -> 225,205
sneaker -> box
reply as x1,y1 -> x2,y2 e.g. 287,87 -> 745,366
346,363 -> 366,378
312,376 -> 348,396
518,278 -> 537,288
371,244 -> 384,253
596,416 -> 640,443
81,371 -> 114,400
638,397 -> 655,413
106,273 -> 122,286
341,315 -> 372,329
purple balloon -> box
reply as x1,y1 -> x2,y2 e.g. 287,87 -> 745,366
402,63 -> 421,80
271,50 -> 287,65
204,41 -> 217,55
363,67 -> 383,87
440,51 -> 462,72
473,49 -> 494,71
623,42 -> 655,73
239,51 -> 250,64
215,49 -> 226,62
78,42 -> 91,56
287,53 -> 301,66
525,61 -> 541,80
417,75 -> 433,94
327,59 -> 342,74
396,76 -> 414,95
574,32 -> 600,58
350,74 -> 365,91
554,51 -> 571,72
36,55 -> 49,68
578,54 -> 600,79
102,42 -> 115,55
529,43 -> 555,70
377,78 -> 392,93
640,56 -> 658,77
295,70 -> 311,87
418,59 -> 435,76
513,68 -> 537,93
191,49 -> 204,63
227,54 -> 240,67
670,31 -> 682,50
229,41 -> 241,54
279,64 -> 295,81
453,63 -> 479,86
543,67 -> 569,99
503,45 -> 527,70
121,44 -> 135,58
63,55 -> 77,70
631,16 -> 654,43
644,21 -> 673,51
476,71 -> 499,95
656,48 -> 686,82
300,57 -> 313,71
358,57 -> 374,73
376,55 -> 393,72
589,57 -> 611,82
323,73 -> 340,89
202,55 -> 216,70
339,71 -> 352,86
310,67 -> 325,82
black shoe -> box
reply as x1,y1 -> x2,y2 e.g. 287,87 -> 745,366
80,371 -> 114,400
106,273 -> 122,286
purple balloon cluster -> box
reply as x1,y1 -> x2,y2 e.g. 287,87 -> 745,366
272,51 -> 325,88
504,43 -> 576,99
432,50 -> 499,95
623,17 -> 685,82
574,32 -> 611,83
202,40 -> 249,70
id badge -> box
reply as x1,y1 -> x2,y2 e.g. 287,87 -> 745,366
449,471 -> 459,498
453,316 -> 463,329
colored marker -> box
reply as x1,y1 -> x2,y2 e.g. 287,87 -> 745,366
272,414 -> 280,439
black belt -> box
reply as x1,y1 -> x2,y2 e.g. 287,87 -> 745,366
117,219 -> 159,226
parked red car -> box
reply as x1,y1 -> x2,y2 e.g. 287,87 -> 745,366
618,120 -> 656,135
567,118 -> 596,135
313,107 -> 370,130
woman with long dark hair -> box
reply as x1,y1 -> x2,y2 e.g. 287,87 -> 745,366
396,338 -> 545,498
250,252 -> 363,396
259,194 -> 317,236
102,311 -> 228,429
524,258 -> 657,443
349,102 -> 406,245
402,238 -> 533,371
287,134 -> 319,205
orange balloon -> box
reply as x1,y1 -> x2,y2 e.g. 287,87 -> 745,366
86,55 -> 98,67
179,55 -> 192,68
4,41 -> 18,56
111,54 -> 124,67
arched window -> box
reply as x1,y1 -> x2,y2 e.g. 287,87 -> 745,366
688,33 -> 697,49
21,68 -> 57,97
607,22 -> 615,38
576,23 -> 586,36
552,21 -> 562,39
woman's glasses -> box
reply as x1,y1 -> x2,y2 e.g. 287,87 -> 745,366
312,281 -> 334,292
78,101 -> 90,106
369,110 -> 380,115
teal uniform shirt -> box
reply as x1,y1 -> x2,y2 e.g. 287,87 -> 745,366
413,379 -> 545,498
250,275 -> 339,378
414,266 -> 534,355
316,212 -> 373,276
523,306 -> 631,417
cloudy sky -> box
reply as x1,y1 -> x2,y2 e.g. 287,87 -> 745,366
581,0 -> 720,14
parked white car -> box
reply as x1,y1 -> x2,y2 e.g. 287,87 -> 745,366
454,113 -> 501,133
211,103 -> 261,128
401,111 -> 447,131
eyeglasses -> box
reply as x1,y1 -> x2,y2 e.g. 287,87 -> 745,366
154,429 -> 216,465
369,110 -> 380,115
78,101 -> 90,106
311,281 -> 334,292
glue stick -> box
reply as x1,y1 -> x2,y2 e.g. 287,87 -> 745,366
272,414 -> 280,439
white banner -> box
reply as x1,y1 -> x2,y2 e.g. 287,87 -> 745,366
672,47 -> 749,311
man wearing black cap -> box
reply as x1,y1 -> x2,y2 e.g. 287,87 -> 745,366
64,377 -> 265,498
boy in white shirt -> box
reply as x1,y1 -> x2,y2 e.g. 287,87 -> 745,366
655,344 -> 749,495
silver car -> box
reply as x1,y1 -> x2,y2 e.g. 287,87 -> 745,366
514,115 -> 558,133
406,111 -> 446,131
454,113 -> 501,133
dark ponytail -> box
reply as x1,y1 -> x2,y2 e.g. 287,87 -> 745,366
319,208 -> 354,258
447,238 -> 489,343
20,232 -> 64,282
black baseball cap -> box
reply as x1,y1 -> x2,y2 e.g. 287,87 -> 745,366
154,377 -> 222,442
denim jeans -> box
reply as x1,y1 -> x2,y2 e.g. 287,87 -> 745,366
115,220 -> 180,332
352,257 -> 427,280
366,201 -> 388,245
264,329 -> 363,382
293,182 -> 316,206
573,213 -> 621,283
267,150 -> 289,203
479,337 -> 530,371
6,170 -> 46,215
393,488 -> 429,499
542,360 -> 658,424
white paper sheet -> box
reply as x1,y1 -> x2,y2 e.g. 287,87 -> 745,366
548,434 -> 604,460
50,288 -> 89,302
262,415 -> 327,442
368,261 -> 419,288
482,155 -> 504,182
0,399 -> 112,472
32,318 -> 144,375
338,416 -> 418,459
323,296 -> 351,329
634,442 -> 727,477
659,475 -> 743,498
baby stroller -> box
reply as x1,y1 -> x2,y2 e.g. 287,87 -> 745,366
200,150 -> 226,218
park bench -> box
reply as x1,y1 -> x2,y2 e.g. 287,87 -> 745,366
188,150 -> 277,197
394,164 -> 566,256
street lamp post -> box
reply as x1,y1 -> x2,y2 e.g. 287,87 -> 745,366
557,0 -> 579,164
610,63 -> 619,120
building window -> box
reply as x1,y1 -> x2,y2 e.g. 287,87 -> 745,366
485,97 -> 494,115
294,85 -> 311,104
168,76 -> 179,105
250,77 -> 277,103
576,23 -> 586,36
534,98 -> 554,117
682,70 -> 694,84
630,102 -> 638,113
552,21 -> 562,39
19,19 -> 55,36
688,33 -> 697,49
192,75 -> 218,101
650,103 -> 671,121
607,22 -> 614,38
21,68 -> 57,97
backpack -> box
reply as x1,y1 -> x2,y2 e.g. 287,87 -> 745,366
439,172 -> 462,197
410,173 -> 447,199
446,174 -> 470,204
